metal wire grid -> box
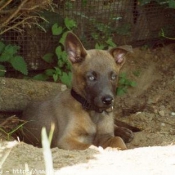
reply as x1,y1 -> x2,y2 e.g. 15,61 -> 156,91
1,0 -> 175,71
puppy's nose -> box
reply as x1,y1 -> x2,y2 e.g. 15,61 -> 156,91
102,95 -> 113,105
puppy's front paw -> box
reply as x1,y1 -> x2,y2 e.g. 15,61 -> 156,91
110,136 -> 127,150
114,126 -> 134,143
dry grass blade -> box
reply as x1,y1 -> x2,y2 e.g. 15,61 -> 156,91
41,127 -> 54,175
0,0 -> 52,35
0,115 -> 24,130
0,115 -> 28,140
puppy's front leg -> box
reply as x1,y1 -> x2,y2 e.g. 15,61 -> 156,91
58,137 -> 91,150
94,113 -> 127,150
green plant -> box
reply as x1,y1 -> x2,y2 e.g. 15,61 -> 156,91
0,41 -> 28,76
33,17 -> 77,87
95,37 -> 117,50
117,72 -> 137,96
92,22 -> 115,49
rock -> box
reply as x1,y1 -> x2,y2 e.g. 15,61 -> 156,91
0,77 -> 67,112
158,110 -> 165,117
171,112 -> 175,117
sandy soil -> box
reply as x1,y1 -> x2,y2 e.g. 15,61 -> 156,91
0,44 -> 175,174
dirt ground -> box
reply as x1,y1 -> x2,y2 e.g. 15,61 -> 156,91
1,44 -> 175,174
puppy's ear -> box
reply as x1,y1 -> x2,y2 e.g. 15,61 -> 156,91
109,45 -> 132,67
65,32 -> 87,64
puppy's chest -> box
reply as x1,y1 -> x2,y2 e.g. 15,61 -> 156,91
85,111 -> 109,134
77,112 -> 103,143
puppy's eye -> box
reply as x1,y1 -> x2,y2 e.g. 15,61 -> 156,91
86,71 -> 97,81
111,74 -> 117,80
88,75 -> 96,81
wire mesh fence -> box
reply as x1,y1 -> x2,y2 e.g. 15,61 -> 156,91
0,0 -> 175,73
56,0 -> 175,47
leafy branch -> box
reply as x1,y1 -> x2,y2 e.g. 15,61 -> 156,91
33,17 -> 77,87
117,72 -> 137,95
0,41 -> 28,76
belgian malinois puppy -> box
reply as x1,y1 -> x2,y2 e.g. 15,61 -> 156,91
19,32 -> 132,150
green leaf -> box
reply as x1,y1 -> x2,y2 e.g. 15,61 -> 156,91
106,38 -> 116,47
53,74 -> 59,82
60,72 -> 72,87
0,41 -> 5,53
119,78 -> 126,85
54,67 -> 62,75
42,53 -> 54,63
0,44 -> 19,62
64,17 -> 77,30
95,43 -> 105,50
5,44 -> 19,55
10,56 -> 28,75
45,69 -> 55,76
0,64 -> 6,76
169,0 -> 175,8
33,74 -> 48,81
119,72 -> 127,78
59,32 -> 68,45
130,81 -> 137,87
0,52 -> 11,62
91,33 -> 99,40
61,51 -> 68,62
116,87 -> 127,96
66,61 -> 71,70
52,24 -> 63,35
124,79 -> 132,86
66,61 -> 72,71
58,59 -> 64,67
55,46 -> 62,58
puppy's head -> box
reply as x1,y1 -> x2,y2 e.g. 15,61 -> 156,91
65,32 -> 131,110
